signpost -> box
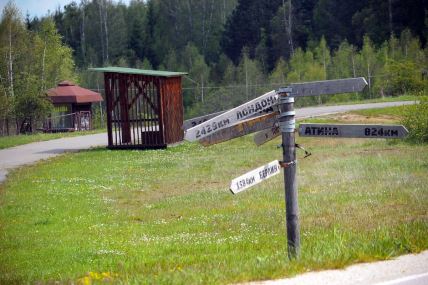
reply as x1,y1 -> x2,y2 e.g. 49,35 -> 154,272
280,77 -> 368,97
200,112 -> 278,146
253,125 -> 280,146
184,76 -> 411,260
230,160 -> 281,194
183,106 -> 276,131
183,110 -> 225,130
184,90 -> 277,141
299,123 -> 409,138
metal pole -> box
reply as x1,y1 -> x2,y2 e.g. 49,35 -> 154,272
278,90 -> 300,259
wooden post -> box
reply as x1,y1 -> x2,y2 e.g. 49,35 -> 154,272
119,74 -> 131,143
104,73 -> 113,147
278,91 -> 300,259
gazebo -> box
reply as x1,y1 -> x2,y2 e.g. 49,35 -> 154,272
90,67 -> 187,149
45,81 -> 103,132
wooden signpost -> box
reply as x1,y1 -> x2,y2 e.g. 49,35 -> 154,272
184,90 -> 278,141
252,77 -> 369,145
184,76 -> 411,260
253,125 -> 280,146
182,106 -> 276,131
182,110 -> 225,130
200,112 -> 278,146
280,77 -> 368,97
299,123 -> 409,138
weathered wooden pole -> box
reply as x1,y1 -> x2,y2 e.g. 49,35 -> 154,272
278,89 -> 300,259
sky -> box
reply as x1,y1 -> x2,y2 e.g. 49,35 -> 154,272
0,0 -> 131,18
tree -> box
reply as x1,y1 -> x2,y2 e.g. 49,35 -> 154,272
0,1 -> 27,134
221,0 -> 282,65
313,36 -> 331,79
0,3 -> 76,134
330,40 -> 357,79
269,57 -> 288,85
359,36 -> 377,98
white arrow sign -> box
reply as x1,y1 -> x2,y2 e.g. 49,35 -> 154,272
184,90 -> 278,141
298,123 -> 409,138
278,77 -> 368,97
230,160 -> 281,194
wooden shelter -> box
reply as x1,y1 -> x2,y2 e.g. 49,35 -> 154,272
90,67 -> 187,149
45,81 -> 103,132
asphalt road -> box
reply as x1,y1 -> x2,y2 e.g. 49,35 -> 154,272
0,101 -> 416,183
246,251 -> 428,285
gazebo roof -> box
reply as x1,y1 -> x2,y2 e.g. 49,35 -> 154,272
46,81 -> 103,104
89,66 -> 188,77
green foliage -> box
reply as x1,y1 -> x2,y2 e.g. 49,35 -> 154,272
386,59 -> 425,94
15,0 -> 428,119
0,3 -> 76,134
401,97 -> 428,143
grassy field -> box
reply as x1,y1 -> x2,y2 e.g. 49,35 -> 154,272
0,129 -> 106,150
0,107 -> 427,284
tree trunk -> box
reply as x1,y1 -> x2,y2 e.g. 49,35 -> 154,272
284,0 -> 294,55
388,0 -> 393,37
186,0 -> 193,40
6,118 -> 10,136
103,1 -> 109,62
41,41 -> 47,92
245,57 -> 248,100
8,18 -> 14,98
81,4 -> 86,62
98,1 -> 105,63
367,63 -> 371,99
202,0 -> 206,55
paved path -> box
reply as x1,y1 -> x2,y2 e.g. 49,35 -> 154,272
0,133 -> 107,182
246,251 -> 428,285
0,101 -> 415,183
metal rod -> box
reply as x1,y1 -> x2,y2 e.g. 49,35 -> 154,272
279,92 -> 300,259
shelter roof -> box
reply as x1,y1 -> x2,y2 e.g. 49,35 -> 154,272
46,81 -> 103,104
89,66 -> 188,77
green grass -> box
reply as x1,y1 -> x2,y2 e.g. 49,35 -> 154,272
323,94 -> 418,106
0,129 -> 106,150
300,105 -> 409,126
0,131 -> 427,284
350,106 -> 406,117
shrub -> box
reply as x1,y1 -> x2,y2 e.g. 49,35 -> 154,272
401,96 -> 428,143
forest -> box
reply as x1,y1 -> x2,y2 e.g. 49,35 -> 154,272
1,0 -> 427,134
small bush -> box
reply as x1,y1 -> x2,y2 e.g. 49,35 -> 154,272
401,96 -> 428,143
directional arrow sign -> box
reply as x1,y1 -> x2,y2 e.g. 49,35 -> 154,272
278,77 -> 368,97
299,123 -> 409,138
253,126 -> 281,146
183,110 -> 225,130
230,160 -> 281,194
200,112 -> 278,146
183,106 -> 277,130
184,90 -> 277,141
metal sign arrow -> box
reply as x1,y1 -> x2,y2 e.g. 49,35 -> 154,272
182,110 -> 225,130
253,126 -> 281,146
184,90 -> 278,141
230,160 -> 281,194
200,112 -> 278,146
278,77 -> 368,97
182,106 -> 277,131
298,123 -> 409,138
